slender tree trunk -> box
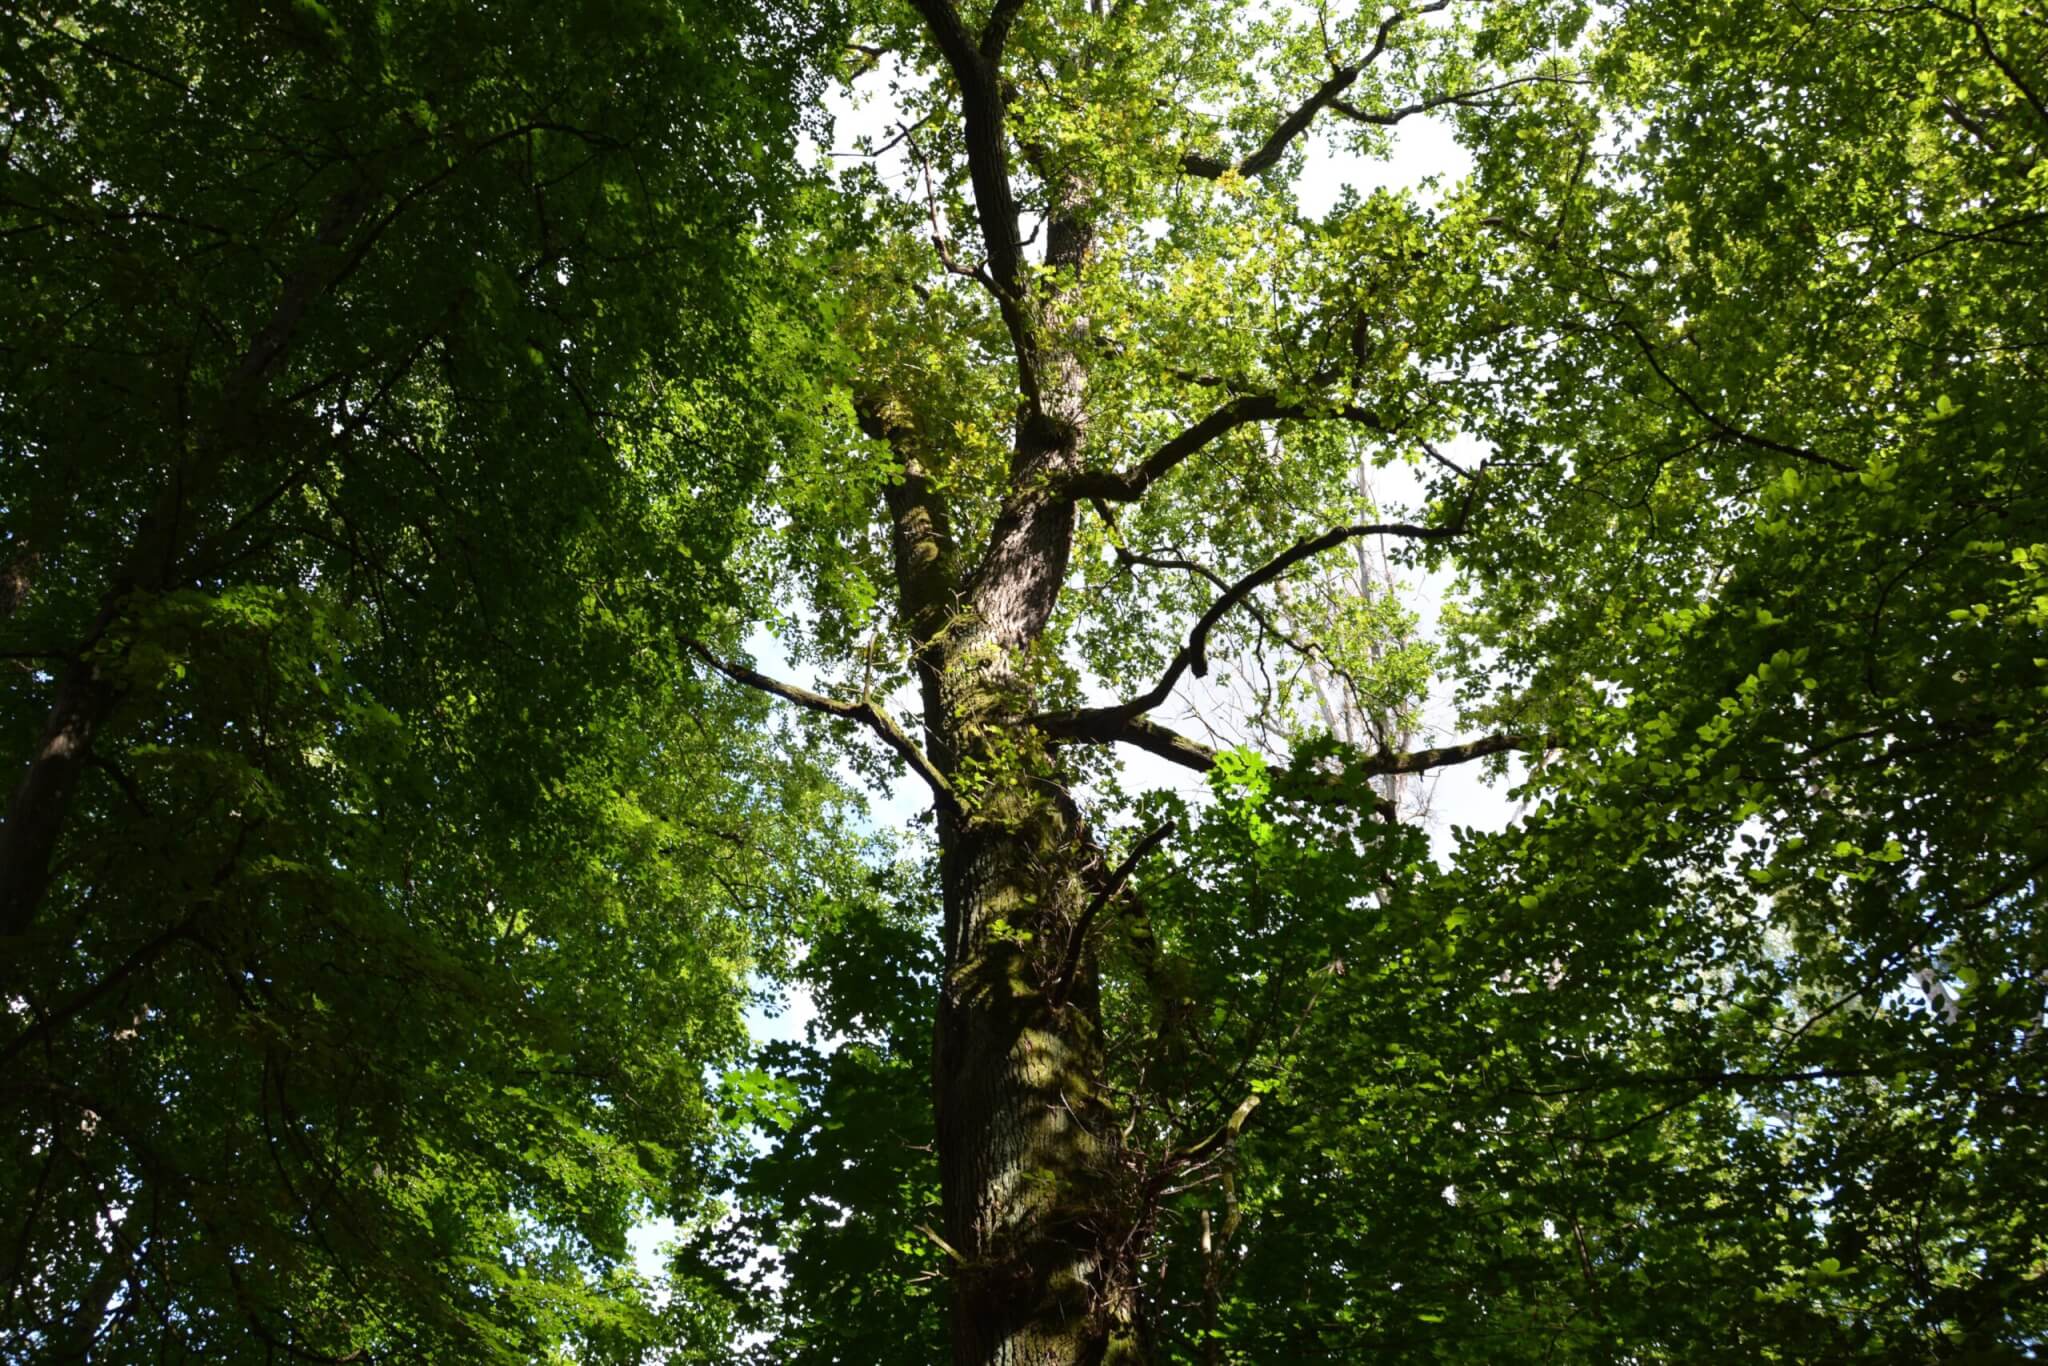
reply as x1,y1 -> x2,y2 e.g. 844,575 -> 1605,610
0,663 -> 117,939
1,541 -> 35,619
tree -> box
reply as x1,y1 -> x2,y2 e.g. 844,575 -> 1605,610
0,1 -> 854,1359
694,0 -> 2047,1361
691,1 -> 1565,1358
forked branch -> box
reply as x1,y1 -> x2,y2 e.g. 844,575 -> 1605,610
979,0 -> 1029,60
906,0 -> 1036,390
685,639 -> 958,810
1181,0 -> 1450,179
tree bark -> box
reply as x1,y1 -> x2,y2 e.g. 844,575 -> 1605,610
885,11 -> 1143,1358
917,206 -> 1147,1366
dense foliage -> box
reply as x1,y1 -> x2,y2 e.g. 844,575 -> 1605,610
0,2 -> 855,1360
707,0 -> 2046,1360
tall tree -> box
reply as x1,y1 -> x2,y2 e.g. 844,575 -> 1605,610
695,2 -> 1569,1359
0,1 -> 853,1359
698,0 -> 2046,1360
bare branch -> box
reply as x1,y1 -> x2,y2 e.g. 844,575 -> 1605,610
1272,731 -> 1543,820
844,41 -> 891,80
1348,732 -> 1536,777
1039,709 -> 1538,820
1115,714 -> 1229,772
1108,543 -> 1342,686
1170,1093 -> 1262,1168
902,119 -> 998,291
685,639 -> 958,810
1418,438 -> 1476,480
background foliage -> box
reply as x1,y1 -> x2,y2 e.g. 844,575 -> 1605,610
1,1 -> 859,1360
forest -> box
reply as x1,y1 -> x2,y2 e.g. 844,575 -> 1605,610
2,0 -> 2043,1362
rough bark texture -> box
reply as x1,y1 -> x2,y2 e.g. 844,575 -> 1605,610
875,9 -> 1152,1359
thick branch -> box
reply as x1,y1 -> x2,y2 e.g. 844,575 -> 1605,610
1353,732 -> 1536,777
907,0 -> 1039,403
685,640 -> 958,810
1037,711 -> 1537,818
1058,394 -> 1394,503
979,0 -> 1029,60
856,404 -> 962,651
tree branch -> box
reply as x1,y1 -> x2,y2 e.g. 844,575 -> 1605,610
1056,393 -> 1394,503
906,0 -> 1041,402
1032,696 -> 1538,828
1348,732 -> 1536,777
1031,506 -> 1472,735
1107,542 -> 1354,696
980,0 -> 1030,60
1170,1093 -> 1262,1168
1051,822 -> 1172,1009
1179,1 -> 1449,179
1327,74 -> 1589,127
685,639 -> 958,811
1616,320 -> 1858,473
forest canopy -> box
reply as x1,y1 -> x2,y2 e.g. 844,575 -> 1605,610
3,0 -> 2044,1363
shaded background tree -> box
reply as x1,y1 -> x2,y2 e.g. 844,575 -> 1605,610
0,1 -> 857,1359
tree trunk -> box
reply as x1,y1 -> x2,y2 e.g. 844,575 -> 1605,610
934,794 -> 1120,1362
0,661 -> 117,939
929,660 -> 1144,1364
876,13 -> 1141,1357
920,265 -> 1146,1364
